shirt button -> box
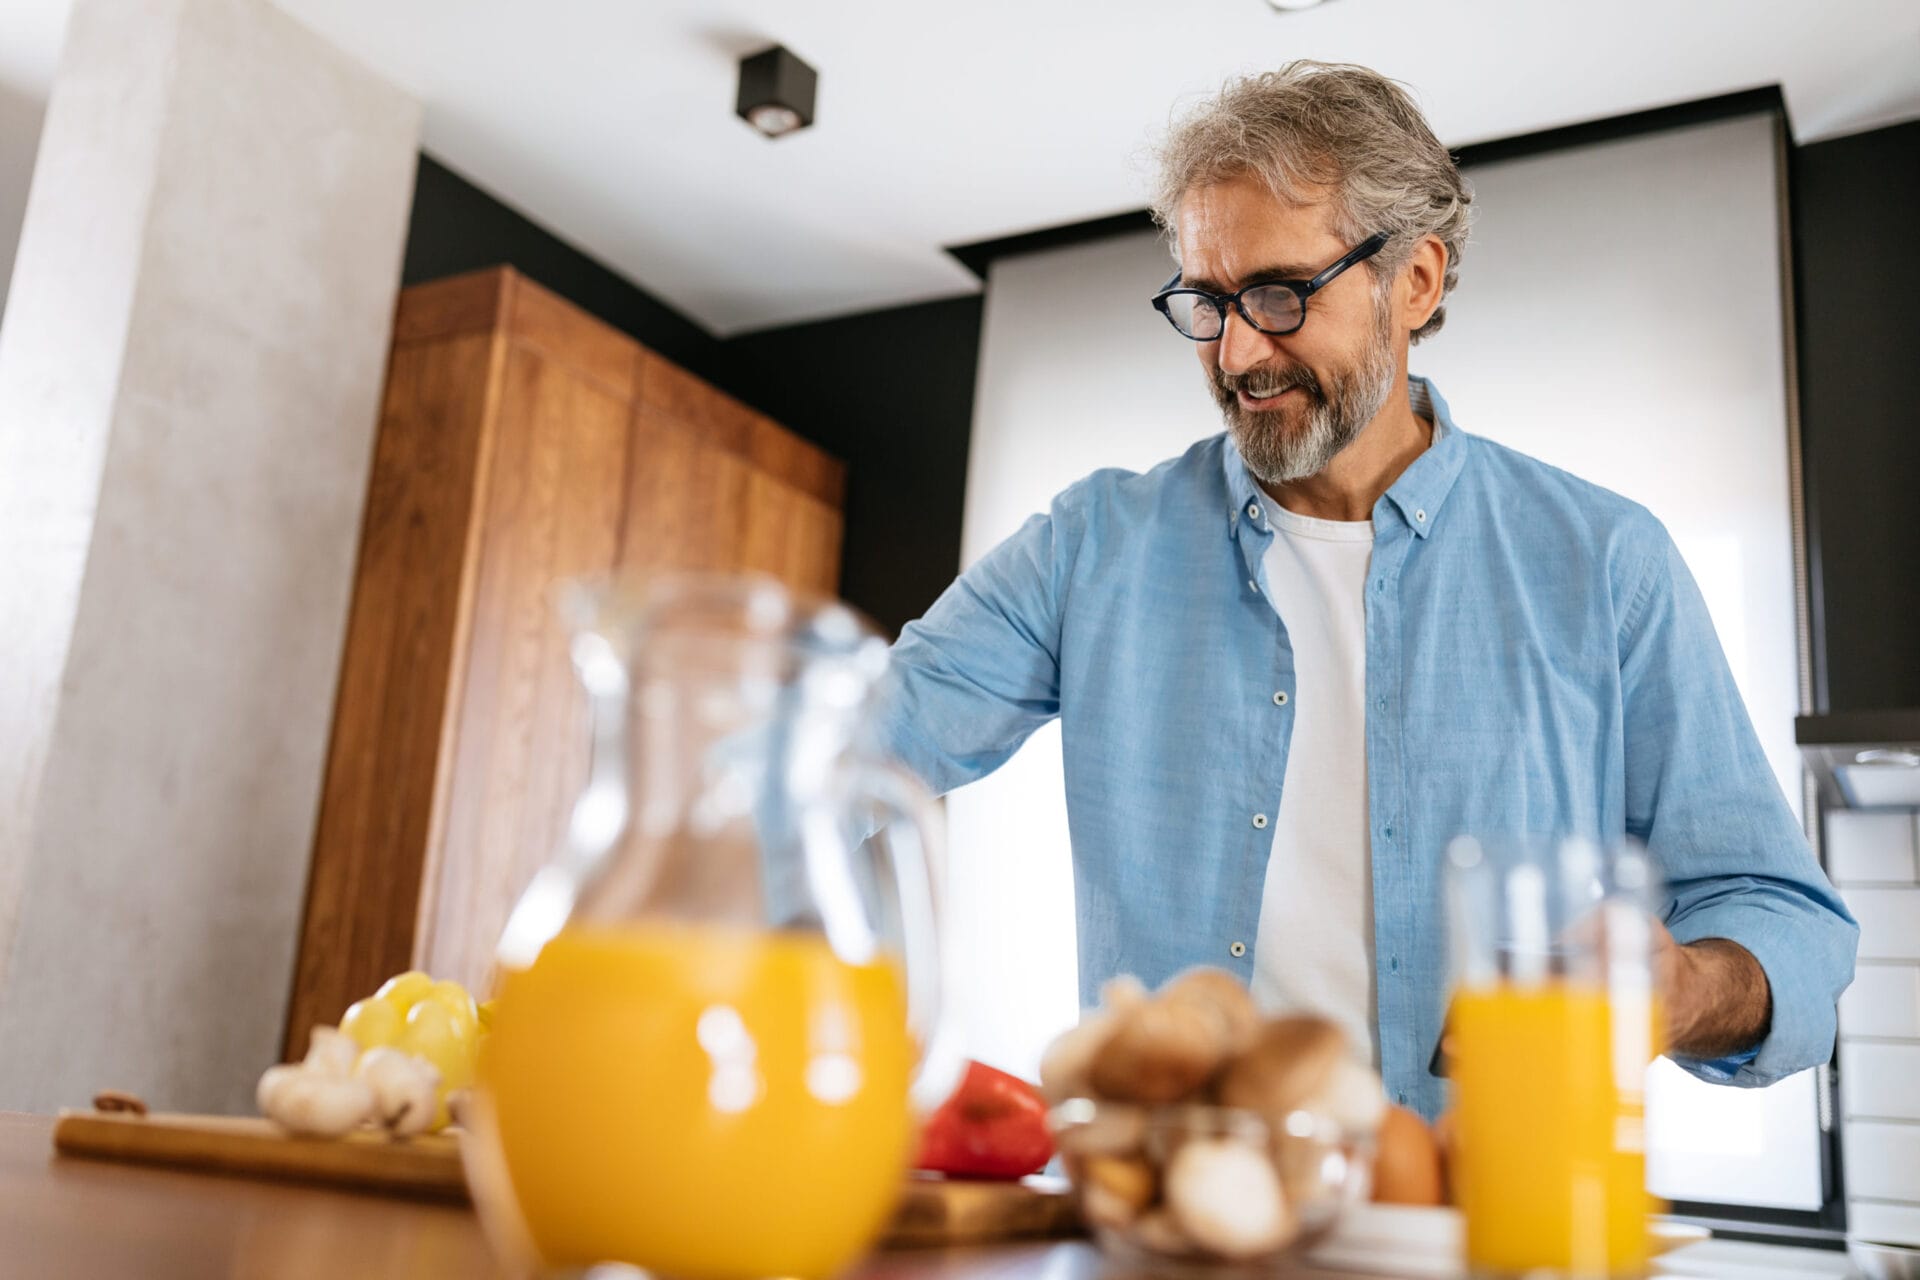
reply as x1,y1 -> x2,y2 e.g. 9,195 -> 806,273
1390,956 -> 1400,972
1247,579 -> 1258,593
1247,502 -> 1262,521
1374,579 -> 1386,593
1229,941 -> 1247,958
1272,691 -> 1288,706
1384,824 -> 1396,841
1415,509 -> 1427,523
1252,813 -> 1269,829
1397,1091 -> 1409,1105
1376,696 -> 1388,711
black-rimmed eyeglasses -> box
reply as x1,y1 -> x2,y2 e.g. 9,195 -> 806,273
1151,231 -> 1391,341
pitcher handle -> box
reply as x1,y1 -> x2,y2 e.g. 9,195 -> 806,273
495,614 -> 632,972
851,762 -> 965,1114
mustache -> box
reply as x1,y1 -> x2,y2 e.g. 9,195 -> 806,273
1212,363 -> 1323,401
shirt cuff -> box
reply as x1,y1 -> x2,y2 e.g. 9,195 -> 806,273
1665,897 -> 1852,1088
1675,1045 -> 1758,1083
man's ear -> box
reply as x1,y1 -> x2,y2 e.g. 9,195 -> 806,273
1401,234 -> 1448,332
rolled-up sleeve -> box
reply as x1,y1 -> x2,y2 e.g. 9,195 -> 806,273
1619,530 -> 1858,1087
879,498 -> 1078,797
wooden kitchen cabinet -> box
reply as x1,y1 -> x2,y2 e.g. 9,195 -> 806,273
283,269 -> 844,1054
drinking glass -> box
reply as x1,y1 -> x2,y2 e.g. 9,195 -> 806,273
1445,836 -> 1665,1280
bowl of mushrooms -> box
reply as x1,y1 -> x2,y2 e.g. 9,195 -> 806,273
1041,969 -> 1393,1273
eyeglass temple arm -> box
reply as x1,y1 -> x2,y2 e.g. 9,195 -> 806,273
1305,231 -> 1391,294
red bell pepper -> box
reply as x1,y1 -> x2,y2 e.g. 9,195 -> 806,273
915,1060 -> 1055,1179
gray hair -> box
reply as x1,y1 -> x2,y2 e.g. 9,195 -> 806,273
1150,61 -> 1474,343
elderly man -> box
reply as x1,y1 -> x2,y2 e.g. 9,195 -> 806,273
880,61 -> 1855,1118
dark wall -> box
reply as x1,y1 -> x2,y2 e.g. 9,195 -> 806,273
722,298 -> 982,636
399,153 -> 980,635
1792,120 -> 1920,712
402,155 -> 731,390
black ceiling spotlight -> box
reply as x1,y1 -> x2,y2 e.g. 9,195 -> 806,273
736,45 -> 817,139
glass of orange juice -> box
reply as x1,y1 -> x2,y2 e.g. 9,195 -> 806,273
464,574 -> 955,1280
1444,836 -> 1665,1280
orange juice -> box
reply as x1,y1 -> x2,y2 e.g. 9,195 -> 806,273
472,922 -> 916,1279
1451,982 -> 1661,1278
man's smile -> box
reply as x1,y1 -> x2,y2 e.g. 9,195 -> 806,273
1237,386 -> 1303,410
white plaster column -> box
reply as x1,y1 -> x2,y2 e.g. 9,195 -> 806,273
0,0 -> 420,1113
0,82 -> 43,320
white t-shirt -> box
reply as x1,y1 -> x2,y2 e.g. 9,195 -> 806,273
1249,504 -> 1378,1065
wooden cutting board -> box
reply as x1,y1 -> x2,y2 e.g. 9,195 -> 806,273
887,1172 -> 1080,1247
51,1111 -> 1080,1247
52,1111 -> 469,1200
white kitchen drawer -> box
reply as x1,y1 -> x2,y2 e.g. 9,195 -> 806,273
1826,811 -> 1918,884
1851,1199 -> 1920,1247
1843,965 -> 1920,1040
1843,1042 -> 1920,1120
1845,1122 -> 1920,1201
1844,889 -> 1920,961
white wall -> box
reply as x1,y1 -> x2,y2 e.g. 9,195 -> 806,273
1413,115 -> 1803,823
947,233 -> 1219,1080
0,82 -> 43,321
954,113 -> 1820,1209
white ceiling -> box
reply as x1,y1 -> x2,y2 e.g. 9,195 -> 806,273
4,0 -> 1918,335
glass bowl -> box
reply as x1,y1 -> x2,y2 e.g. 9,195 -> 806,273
1049,1097 -> 1374,1276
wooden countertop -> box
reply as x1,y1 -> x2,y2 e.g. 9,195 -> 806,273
0,1110 -> 1396,1280
5,1109 -> 1854,1280
2,1110 -> 498,1278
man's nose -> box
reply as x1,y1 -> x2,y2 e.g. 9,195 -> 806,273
1216,308 -> 1278,376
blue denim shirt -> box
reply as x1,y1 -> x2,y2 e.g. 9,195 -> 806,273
881,377 -> 1857,1120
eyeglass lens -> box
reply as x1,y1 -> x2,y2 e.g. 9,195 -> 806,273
1164,285 -> 1305,339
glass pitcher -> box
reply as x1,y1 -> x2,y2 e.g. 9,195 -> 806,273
464,573 -> 954,1280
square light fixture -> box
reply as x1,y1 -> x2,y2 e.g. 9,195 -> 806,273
736,45 -> 817,139
1267,0 -> 1334,9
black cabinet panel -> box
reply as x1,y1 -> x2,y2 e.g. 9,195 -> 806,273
1792,120 -> 1920,712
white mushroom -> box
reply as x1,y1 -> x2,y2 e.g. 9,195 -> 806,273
256,1063 -> 305,1117
1054,1100 -> 1148,1157
1164,1137 -> 1295,1259
1128,1208 -> 1196,1257
1038,974 -> 1156,1103
1083,1185 -> 1136,1232
1087,970 -> 1263,1104
258,1065 -> 375,1138
1079,1154 -> 1156,1229
301,1026 -> 360,1079
1305,1058 -> 1388,1134
1215,1016 -> 1346,1117
355,1047 -> 441,1137
1039,1009 -> 1120,1104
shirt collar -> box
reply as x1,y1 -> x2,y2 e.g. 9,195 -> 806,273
1383,376 -> 1469,539
1222,375 -> 1470,541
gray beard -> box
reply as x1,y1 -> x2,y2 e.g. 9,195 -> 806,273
1211,302 -> 1399,486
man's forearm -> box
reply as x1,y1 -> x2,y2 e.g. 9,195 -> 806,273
1668,938 -> 1773,1060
